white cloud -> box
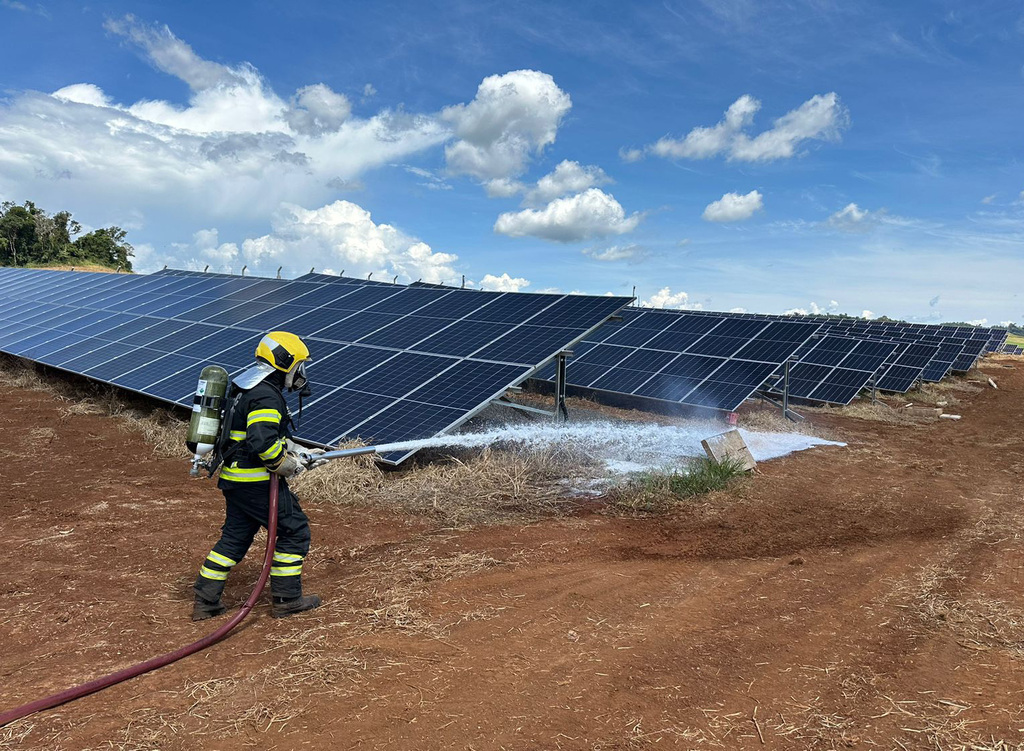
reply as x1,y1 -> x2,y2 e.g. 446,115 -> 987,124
729,307 -> 748,314
362,83 -> 377,98
0,17 -> 449,235
441,70 -> 571,181
582,243 -> 646,262
702,190 -> 763,222
285,83 -> 352,136
641,287 -> 702,310
139,200 -> 459,283
494,188 -> 641,242
651,94 -> 759,160
967,318 -> 988,326
826,202 -> 870,230
782,300 -> 840,316
929,294 -> 941,307
523,160 -> 611,206
862,310 -> 876,319
635,93 -> 848,163
479,272 -> 530,292
981,194 -> 996,204
484,177 -> 526,198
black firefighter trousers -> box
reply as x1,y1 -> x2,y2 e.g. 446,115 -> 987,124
194,479 -> 311,602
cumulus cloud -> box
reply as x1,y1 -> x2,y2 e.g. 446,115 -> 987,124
967,318 -> 988,326
0,16 -> 450,239
138,200 -> 459,283
729,307 -> 748,314
479,273 -> 530,292
862,310 -> 876,319
494,188 -> 642,242
641,287 -> 702,310
441,70 -> 571,181
702,190 -> 763,222
522,160 -> 611,206
633,92 -> 848,163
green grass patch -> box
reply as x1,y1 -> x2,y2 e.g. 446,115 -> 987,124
1006,333 -> 1024,348
609,455 -> 748,514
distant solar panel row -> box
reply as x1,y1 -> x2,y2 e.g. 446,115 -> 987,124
535,308 -> 820,412
0,268 -> 630,463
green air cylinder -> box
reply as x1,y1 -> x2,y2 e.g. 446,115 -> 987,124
186,365 -> 230,456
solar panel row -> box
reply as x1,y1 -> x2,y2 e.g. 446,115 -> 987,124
0,268 -> 630,463
536,308 -> 820,412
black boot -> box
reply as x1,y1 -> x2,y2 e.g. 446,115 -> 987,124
271,594 -> 321,618
192,596 -> 227,621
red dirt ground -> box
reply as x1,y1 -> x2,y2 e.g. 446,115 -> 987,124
2,360 -> 1023,750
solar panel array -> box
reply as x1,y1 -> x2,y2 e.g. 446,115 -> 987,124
0,267 -> 630,464
1003,344 -> 1023,355
535,308 -> 820,412
535,300 -> 1008,412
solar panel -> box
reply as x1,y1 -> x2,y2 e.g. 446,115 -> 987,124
874,342 -> 940,393
0,268 -> 631,464
770,335 -> 898,405
535,308 -> 821,413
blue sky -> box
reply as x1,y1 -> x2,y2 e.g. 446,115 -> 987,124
1,1 -> 1021,325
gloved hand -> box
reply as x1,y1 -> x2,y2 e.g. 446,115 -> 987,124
302,447 -> 329,471
270,452 -> 305,478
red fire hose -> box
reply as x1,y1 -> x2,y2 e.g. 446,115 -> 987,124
0,476 -> 280,728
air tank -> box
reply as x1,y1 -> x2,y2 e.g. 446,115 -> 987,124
186,365 -> 230,458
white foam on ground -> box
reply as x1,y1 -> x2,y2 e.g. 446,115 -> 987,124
368,420 -> 845,476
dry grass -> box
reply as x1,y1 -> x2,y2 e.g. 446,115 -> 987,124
293,442 -> 591,526
0,355 -> 189,459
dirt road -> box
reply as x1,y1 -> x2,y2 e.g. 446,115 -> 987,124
2,360 -> 1023,749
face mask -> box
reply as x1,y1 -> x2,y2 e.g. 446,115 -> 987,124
285,361 -> 311,394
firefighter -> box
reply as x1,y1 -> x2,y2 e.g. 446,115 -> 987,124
192,331 -> 324,621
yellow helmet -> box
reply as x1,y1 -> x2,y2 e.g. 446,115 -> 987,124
255,331 -> 310,374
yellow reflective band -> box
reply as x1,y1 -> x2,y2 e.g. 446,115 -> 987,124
206,551 -> 237,568
199,566 -> 229,581
219,466 -> 270,482
259,439 -> 284,461
247,409 -> 282,426
272,552 -> 303,563
229,430 -> 246,441
270,565 -> 302,576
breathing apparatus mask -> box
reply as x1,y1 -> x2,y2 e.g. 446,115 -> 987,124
285,360 -> 311,396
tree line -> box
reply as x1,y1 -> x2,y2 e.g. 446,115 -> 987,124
0,200 -> 134,271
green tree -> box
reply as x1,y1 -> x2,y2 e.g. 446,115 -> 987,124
0,200 -> 132,271
72,226 -> 134,270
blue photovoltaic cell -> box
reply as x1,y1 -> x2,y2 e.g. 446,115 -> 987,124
562,361 -> 614,387
472,326 -> 581,364
468,293 -> 554,324
113,354 -> 201,391
358,315 -> 453,350
305,344 -> 397,386
344,352 -> 457,398
589,368 -> 656,394
413,290 -> 491,320
60,342 -> 137,373
603,326 -> 661,348
343,400 -> 466,445
411,320 -> 515,358
575,343 -> 635,368
405,361 -> 530,410
313,311 -> 403,342
295,389 -> 395,443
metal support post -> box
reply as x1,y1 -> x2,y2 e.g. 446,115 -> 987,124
554,352 -> 570,422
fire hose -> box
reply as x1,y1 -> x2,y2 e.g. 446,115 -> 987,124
0,476 -> 283,728
0,444 -> 382,728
